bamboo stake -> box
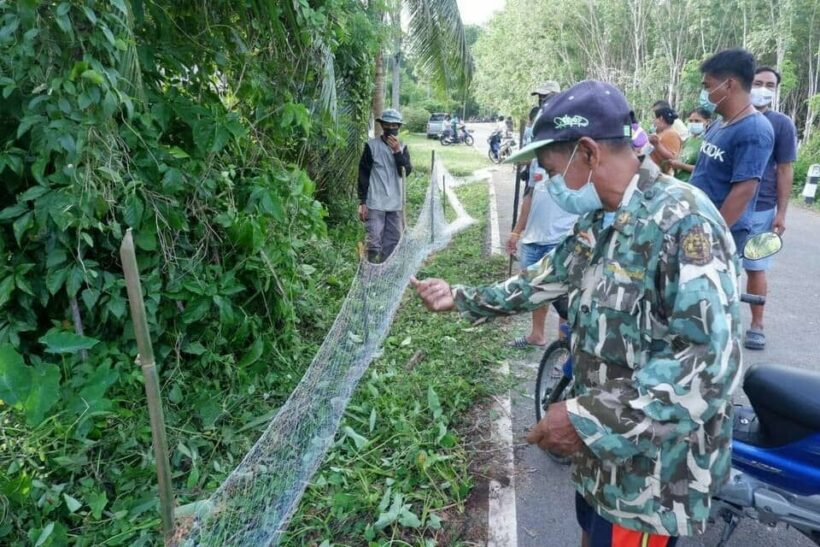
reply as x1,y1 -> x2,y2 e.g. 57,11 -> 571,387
400,166 -> 407,231
442,174 -> 446,217
430,169 -> 435,244
120,229 -> 175,543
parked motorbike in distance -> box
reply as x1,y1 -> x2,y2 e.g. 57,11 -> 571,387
487,131 -> 516,163
439,125 -> 474,146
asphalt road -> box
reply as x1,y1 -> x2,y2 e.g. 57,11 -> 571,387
486,164 -> 820,547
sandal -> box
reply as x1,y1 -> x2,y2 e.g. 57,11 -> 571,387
508,336 -> 546,349
744,328 -> 765,350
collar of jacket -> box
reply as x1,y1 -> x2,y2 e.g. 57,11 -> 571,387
609,173 -> 642,236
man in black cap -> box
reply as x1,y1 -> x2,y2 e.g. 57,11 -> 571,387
411,81 -> 741,545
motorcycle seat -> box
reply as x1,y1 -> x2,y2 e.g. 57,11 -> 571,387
744,364 -> 820,447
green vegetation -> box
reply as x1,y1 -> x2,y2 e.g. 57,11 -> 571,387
402,134 -> 494,177
284,173 -> 511,546
0,1 -> 378,544
472,0 -> 820,142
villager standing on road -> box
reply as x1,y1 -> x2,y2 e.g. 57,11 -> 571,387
411,81 -> 741,546
357,109 -> 413,263
736,65 -> 797,350
688,48 -> 774,253
508,92 -> 576,349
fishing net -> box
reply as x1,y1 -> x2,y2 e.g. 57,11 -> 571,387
178,159 -> 475,545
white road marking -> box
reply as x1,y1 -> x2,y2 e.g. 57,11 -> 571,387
488,359 -> 518,547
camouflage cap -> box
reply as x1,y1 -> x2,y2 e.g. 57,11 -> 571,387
376,109 -> 403,124
531,81 -> 561,96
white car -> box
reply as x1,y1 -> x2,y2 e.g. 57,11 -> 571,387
426,113 -> 448,138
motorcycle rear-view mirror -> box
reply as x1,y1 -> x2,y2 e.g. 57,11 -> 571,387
743,232 -> 782,261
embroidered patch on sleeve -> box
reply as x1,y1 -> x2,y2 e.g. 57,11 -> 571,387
681,225 -> 712,266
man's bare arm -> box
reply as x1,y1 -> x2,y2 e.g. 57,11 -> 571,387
720,179 -> 758,227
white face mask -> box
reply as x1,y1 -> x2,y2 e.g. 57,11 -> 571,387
687,122 -> 705,136
751,87 -> 775,107
547,145 -> 603,215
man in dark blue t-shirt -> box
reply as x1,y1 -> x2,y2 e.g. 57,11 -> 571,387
737,66 -> 797,350
689,49 -> 774,252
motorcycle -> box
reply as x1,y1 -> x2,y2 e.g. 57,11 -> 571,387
534,232 -> 820,545
440,125 -> 474,146
488,131 -> 516,164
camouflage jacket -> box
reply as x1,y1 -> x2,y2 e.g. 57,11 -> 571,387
454,169 -> 741,536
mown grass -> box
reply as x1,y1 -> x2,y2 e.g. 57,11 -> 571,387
403,133 -> 493,178
283,163 -> 512,545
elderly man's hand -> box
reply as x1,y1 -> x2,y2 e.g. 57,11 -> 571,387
526,400 -> 584,456
410,276 -> 455,312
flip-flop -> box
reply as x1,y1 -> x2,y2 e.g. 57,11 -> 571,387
744,329 -> 765,350
508,336 -> 546,349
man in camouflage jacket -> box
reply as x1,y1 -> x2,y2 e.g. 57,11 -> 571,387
411,81 -> 741,544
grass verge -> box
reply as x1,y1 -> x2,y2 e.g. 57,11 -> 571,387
402,134 -> 494,178
283,168 -> 513,545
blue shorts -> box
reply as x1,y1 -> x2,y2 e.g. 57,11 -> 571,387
742,207 -> 777,271
730,225 -> 750,258
520,242 -> 555,269
575,493 -> 678,547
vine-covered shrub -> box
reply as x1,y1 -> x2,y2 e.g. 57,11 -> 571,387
0,1 -> 379,544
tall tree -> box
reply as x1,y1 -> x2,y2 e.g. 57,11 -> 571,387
472,0 -> 820,138
372,0 -> 473,136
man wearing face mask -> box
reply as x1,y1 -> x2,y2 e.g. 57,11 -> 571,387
411,80 -> 740,546
507,98 -> 578,349
738,66 -> 797,350
357,109 -> 413,263
688,48 -> 774,252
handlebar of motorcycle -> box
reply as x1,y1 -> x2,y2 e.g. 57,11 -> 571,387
740,293 -> 766,305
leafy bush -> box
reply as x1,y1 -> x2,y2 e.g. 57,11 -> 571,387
0,1 -> 378,545
401,105 -> 431,133
420,97 -> 457,116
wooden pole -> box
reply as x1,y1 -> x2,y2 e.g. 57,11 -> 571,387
430,168 -> 435,244
120,229 -> 175,543
401,166 -> 407,231
430,149 -> 436,243
442,174 -> 446,217
508,123 -> 527,276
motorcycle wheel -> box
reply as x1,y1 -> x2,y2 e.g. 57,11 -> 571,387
439,135 -> 451,146
464,134 -> 474,146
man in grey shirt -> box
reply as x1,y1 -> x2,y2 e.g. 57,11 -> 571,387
357,109 -> 413,263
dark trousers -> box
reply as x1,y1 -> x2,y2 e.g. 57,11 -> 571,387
365,209 -> 402,263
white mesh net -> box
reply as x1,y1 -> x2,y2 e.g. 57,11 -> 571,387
178,159 -> 475,545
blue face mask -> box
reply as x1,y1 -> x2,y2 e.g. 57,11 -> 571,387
547,145 -> 603,215
699,79 -> 728,114
687,122 -> 705,135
